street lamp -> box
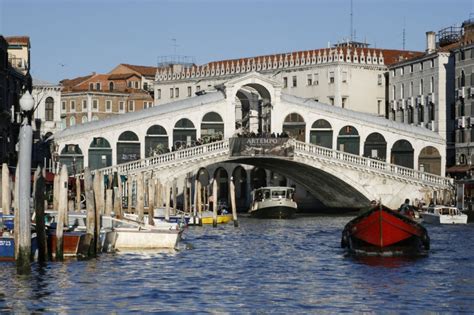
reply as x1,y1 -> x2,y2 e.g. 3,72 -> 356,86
17,91 -> 34,270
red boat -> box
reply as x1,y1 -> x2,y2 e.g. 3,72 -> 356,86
341,204 -> 430,256
47,230 -> 92,259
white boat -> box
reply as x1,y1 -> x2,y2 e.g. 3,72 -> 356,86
101,216 -> 183,250
421,205 -> 468,224
249,186 -> 297,219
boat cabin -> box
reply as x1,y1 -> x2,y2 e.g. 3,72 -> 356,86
427,206 -> 461,216
253,187 -> 295,202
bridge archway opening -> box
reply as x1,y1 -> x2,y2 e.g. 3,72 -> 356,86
364,132 -> 387,161
232,166 -> 248,210
419,146 -> 441,175
250,167 -> 267,189
391,139 -> 414,169
89,137 -> 112,170
60,144 -> 84,174
310,119 -> 332,148
145,125 -> 168,157
283,113 -> 305,141
201,112 -> 224,142
235,83 -> 271,135
337,126 -> 360,155
213,167 -> 229,202
117,131 -> 140,164
197,167 -> 210,186
173,118 -> 196,149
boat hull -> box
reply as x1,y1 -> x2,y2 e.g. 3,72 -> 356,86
341,205 -> 429,256
114,229 -> 181,250
249,205 -> 296,219
0,235 -> 38,262
48,231 -> 92,258
200,214 -> 233,225
422,213 -> 468,224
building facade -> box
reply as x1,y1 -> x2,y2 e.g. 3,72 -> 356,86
153,43 -> 421,118
32,78 -> 63,137
0,36 -> 31,166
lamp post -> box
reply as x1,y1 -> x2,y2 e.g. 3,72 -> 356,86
17,91 -> 34,271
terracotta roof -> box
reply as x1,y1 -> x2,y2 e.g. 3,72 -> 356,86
60,74 -> 94,88
5,36 -> 30,46
199,47 -> 423,70
108,73 -> 139,80
120,64 -> 158,76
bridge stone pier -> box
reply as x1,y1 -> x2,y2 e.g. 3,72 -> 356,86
53,72 -> 453,211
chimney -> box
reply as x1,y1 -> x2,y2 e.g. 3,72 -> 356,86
426,31 -> 436,53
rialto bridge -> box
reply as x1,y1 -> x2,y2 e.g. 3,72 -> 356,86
53,73 -> 452,211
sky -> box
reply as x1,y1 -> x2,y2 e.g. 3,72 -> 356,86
1,0 -> 473,84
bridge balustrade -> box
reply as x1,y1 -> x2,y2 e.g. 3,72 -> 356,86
93,138 -> 451,189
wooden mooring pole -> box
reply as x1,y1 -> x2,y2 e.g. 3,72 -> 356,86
2,163 -> 11,215
56,165 -> 68,261
165,182 -> 170,222
148,179 -> 155,226
230,177 -> 238,227
34,167 -> 47,262
76,176 -> 81,212
84,168 -> 97,256
136,172 -> 144,223
212,178 -> 218,227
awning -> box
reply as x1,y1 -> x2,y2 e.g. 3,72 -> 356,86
446,165 -> 474,173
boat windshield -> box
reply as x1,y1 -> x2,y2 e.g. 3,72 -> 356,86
272,190 -> 287,199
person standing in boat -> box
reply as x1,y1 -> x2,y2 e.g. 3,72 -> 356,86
399,199 -> 411,215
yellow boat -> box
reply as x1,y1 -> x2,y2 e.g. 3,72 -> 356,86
200,214 -> 233,225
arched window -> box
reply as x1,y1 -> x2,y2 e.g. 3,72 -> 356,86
145,125 -> 169,157
109,81 -> 114,91
364,132 -> 387,161
89,137 -> 112,170
69,116 -> 76,126
173,118 -> 196,148
282,113 -> 305,141
81,116 -> 88,124
201,112 -> 224,142
337,126 -> 360,155
45,97 -> 54,121
310,119 -> 332,148
391,140 -> 414,169
117,131 -> 140,164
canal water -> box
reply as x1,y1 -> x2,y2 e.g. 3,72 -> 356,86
1,215 -> 474,313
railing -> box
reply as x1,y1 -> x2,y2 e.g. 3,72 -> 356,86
94,138 -> 452,189
293,141 -> 453,188
97,140 -> 230,175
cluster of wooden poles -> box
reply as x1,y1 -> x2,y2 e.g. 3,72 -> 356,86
1,162 -> 239,272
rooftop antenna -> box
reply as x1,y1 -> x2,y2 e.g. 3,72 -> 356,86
171,38 -> 179,55
402,17 -> 406,50
350,0 -> 353,42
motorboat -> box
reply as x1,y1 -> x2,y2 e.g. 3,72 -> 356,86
421,205 -> 468,224
248,186 -> 297,219
0,214 -> 38,261
341,204 -> 430,256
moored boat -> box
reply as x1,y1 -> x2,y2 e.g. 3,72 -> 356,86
341,204 -> 430,256
421,205 -> 468,224
248,186 -> 297,219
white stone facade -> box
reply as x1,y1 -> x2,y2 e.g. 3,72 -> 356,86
32,79 -> 63,136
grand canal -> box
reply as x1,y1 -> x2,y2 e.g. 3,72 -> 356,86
1,215 -> 473,313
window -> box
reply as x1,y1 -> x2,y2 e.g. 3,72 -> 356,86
392,86 -> 396,100
377,100 -> 382,115
119,101 -> 125,112
175,87 -> 179,98
391,69 -> 395,77
329,97 -> 334,105
89,83 -> 93,90
400,67 -> 404,75
45,97 -> 54,121
128,101 -> 135,112
410,81 -> 413,97
134,81 -> 139,89
430,60 -> 434,68
170,88 -> 174,98
92,99 -> 98,111
342,71 -> 347,83
342,97 -> 347,108
187,86 -> 192,97
307,74 -> 312,86
420,62 -> 424,71
410,65 -> 414,73
144,82 -> 148,91
81,116 -> 87,124
283,77 -> 288,88
420,79 -> 424,94
106,100 -> 112,112
96,82 -> 101,90
69,116 -> 76,126
157,89 -> 161,99
70,100 -> 76,112
377,74 -> 383,85
430,76 -> 434,93
292,76 -> 297,87
329,72 -> 335,84
196,85 -> 201,91
401,84 -> 404,98
109,82 -> 114,91
314,73 -> 319,85
61,101 -> 66,112
128,81 -> 132,88
82,99 -> 87,110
